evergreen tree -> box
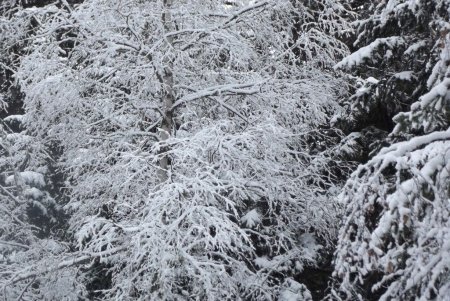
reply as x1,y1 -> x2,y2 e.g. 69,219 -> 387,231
331,1 -> 450,300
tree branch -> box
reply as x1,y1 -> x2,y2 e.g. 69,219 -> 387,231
176,85 -> 249,123
5,246 -> 126,287
0,240 -> 29,250
171,82 -> 264,110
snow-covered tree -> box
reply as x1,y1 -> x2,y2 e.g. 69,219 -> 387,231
333,0 -> 449,144
2,0 -> 351,299
331,1 -> 450,300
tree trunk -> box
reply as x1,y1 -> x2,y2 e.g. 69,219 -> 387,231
158,0 -> 175,183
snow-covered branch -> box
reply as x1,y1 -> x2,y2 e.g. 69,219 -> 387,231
5,246 -> 126,287
171,82 -> 264,110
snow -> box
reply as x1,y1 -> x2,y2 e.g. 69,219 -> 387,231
3,114 -> 24,123
254,256 -> 272,268
241,209 -> 261,228
6,133 -> 32,143
24,187 -> 44,199
419,78 -> 450,107
5,171 -> 45,187
366,77 -> 379,84
393,71 -> 414,81
377,128 -> 450,158
279,279 -> 313,301
404,40 -> 426,55
334,37 -> 404,70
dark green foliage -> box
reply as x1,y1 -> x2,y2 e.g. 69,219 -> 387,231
330,1 -> 450,300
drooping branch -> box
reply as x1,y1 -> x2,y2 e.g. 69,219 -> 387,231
0,240 -> 29,250
4,246 -> 126,287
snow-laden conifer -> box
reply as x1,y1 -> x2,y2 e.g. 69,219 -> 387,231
332,1 -> 450,300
